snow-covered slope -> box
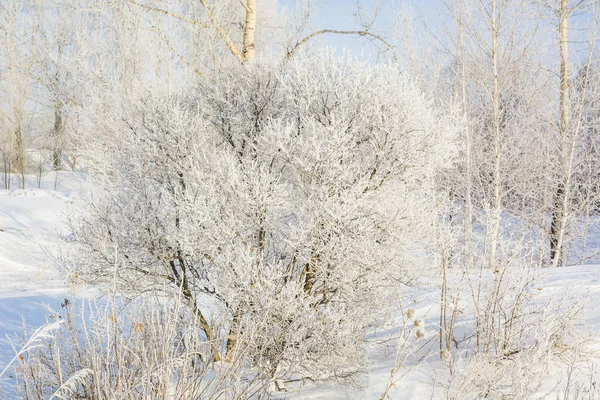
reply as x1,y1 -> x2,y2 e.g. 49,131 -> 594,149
0,174 -> 85,396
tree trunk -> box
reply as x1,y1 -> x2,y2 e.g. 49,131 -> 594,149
189,292 -> 221,362
550,183 -> 565,265
52,102 -> 63,170
550,0 -> 571,267
241,0 -> 257,62
171,258 -> 221,362
14,121 -> 25,189
224,306 -> 242,362
488,0 -> 502,269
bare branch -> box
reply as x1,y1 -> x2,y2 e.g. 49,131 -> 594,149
284,29 -> 395,60
197,0 -> 243,61
127,0 -> 209,28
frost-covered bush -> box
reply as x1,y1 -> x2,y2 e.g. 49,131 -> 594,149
66,52 -> 458,383
445,291 -> 588,400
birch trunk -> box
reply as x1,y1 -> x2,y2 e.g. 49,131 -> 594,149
241,0 -> 257,62
550,0 -> 571,267
488,0 -> 502,269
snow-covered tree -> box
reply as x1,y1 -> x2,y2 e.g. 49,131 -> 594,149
66,52 -> 458,380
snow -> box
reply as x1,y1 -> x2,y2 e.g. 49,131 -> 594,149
0,173 -> 85,396
0,172 -> 599,399
284,265 -> 600,399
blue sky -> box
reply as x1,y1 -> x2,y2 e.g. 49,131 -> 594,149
281,0 -> 442,58
278,0 -> 596,62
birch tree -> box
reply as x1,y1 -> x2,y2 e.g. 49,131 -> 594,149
407,0 -> 559,358
546,0 -> 599,267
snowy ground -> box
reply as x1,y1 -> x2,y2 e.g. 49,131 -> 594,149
0,173 -> 86,397
1,173 -> 600,399
279,265 -> 600,399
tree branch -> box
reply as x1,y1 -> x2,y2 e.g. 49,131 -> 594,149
197,0 -> 243,60
128,0 -> 209,27
128,0 -> 243,62
284,29 -> 395,60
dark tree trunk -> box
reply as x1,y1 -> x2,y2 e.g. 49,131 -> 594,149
550,183 -> 565,266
